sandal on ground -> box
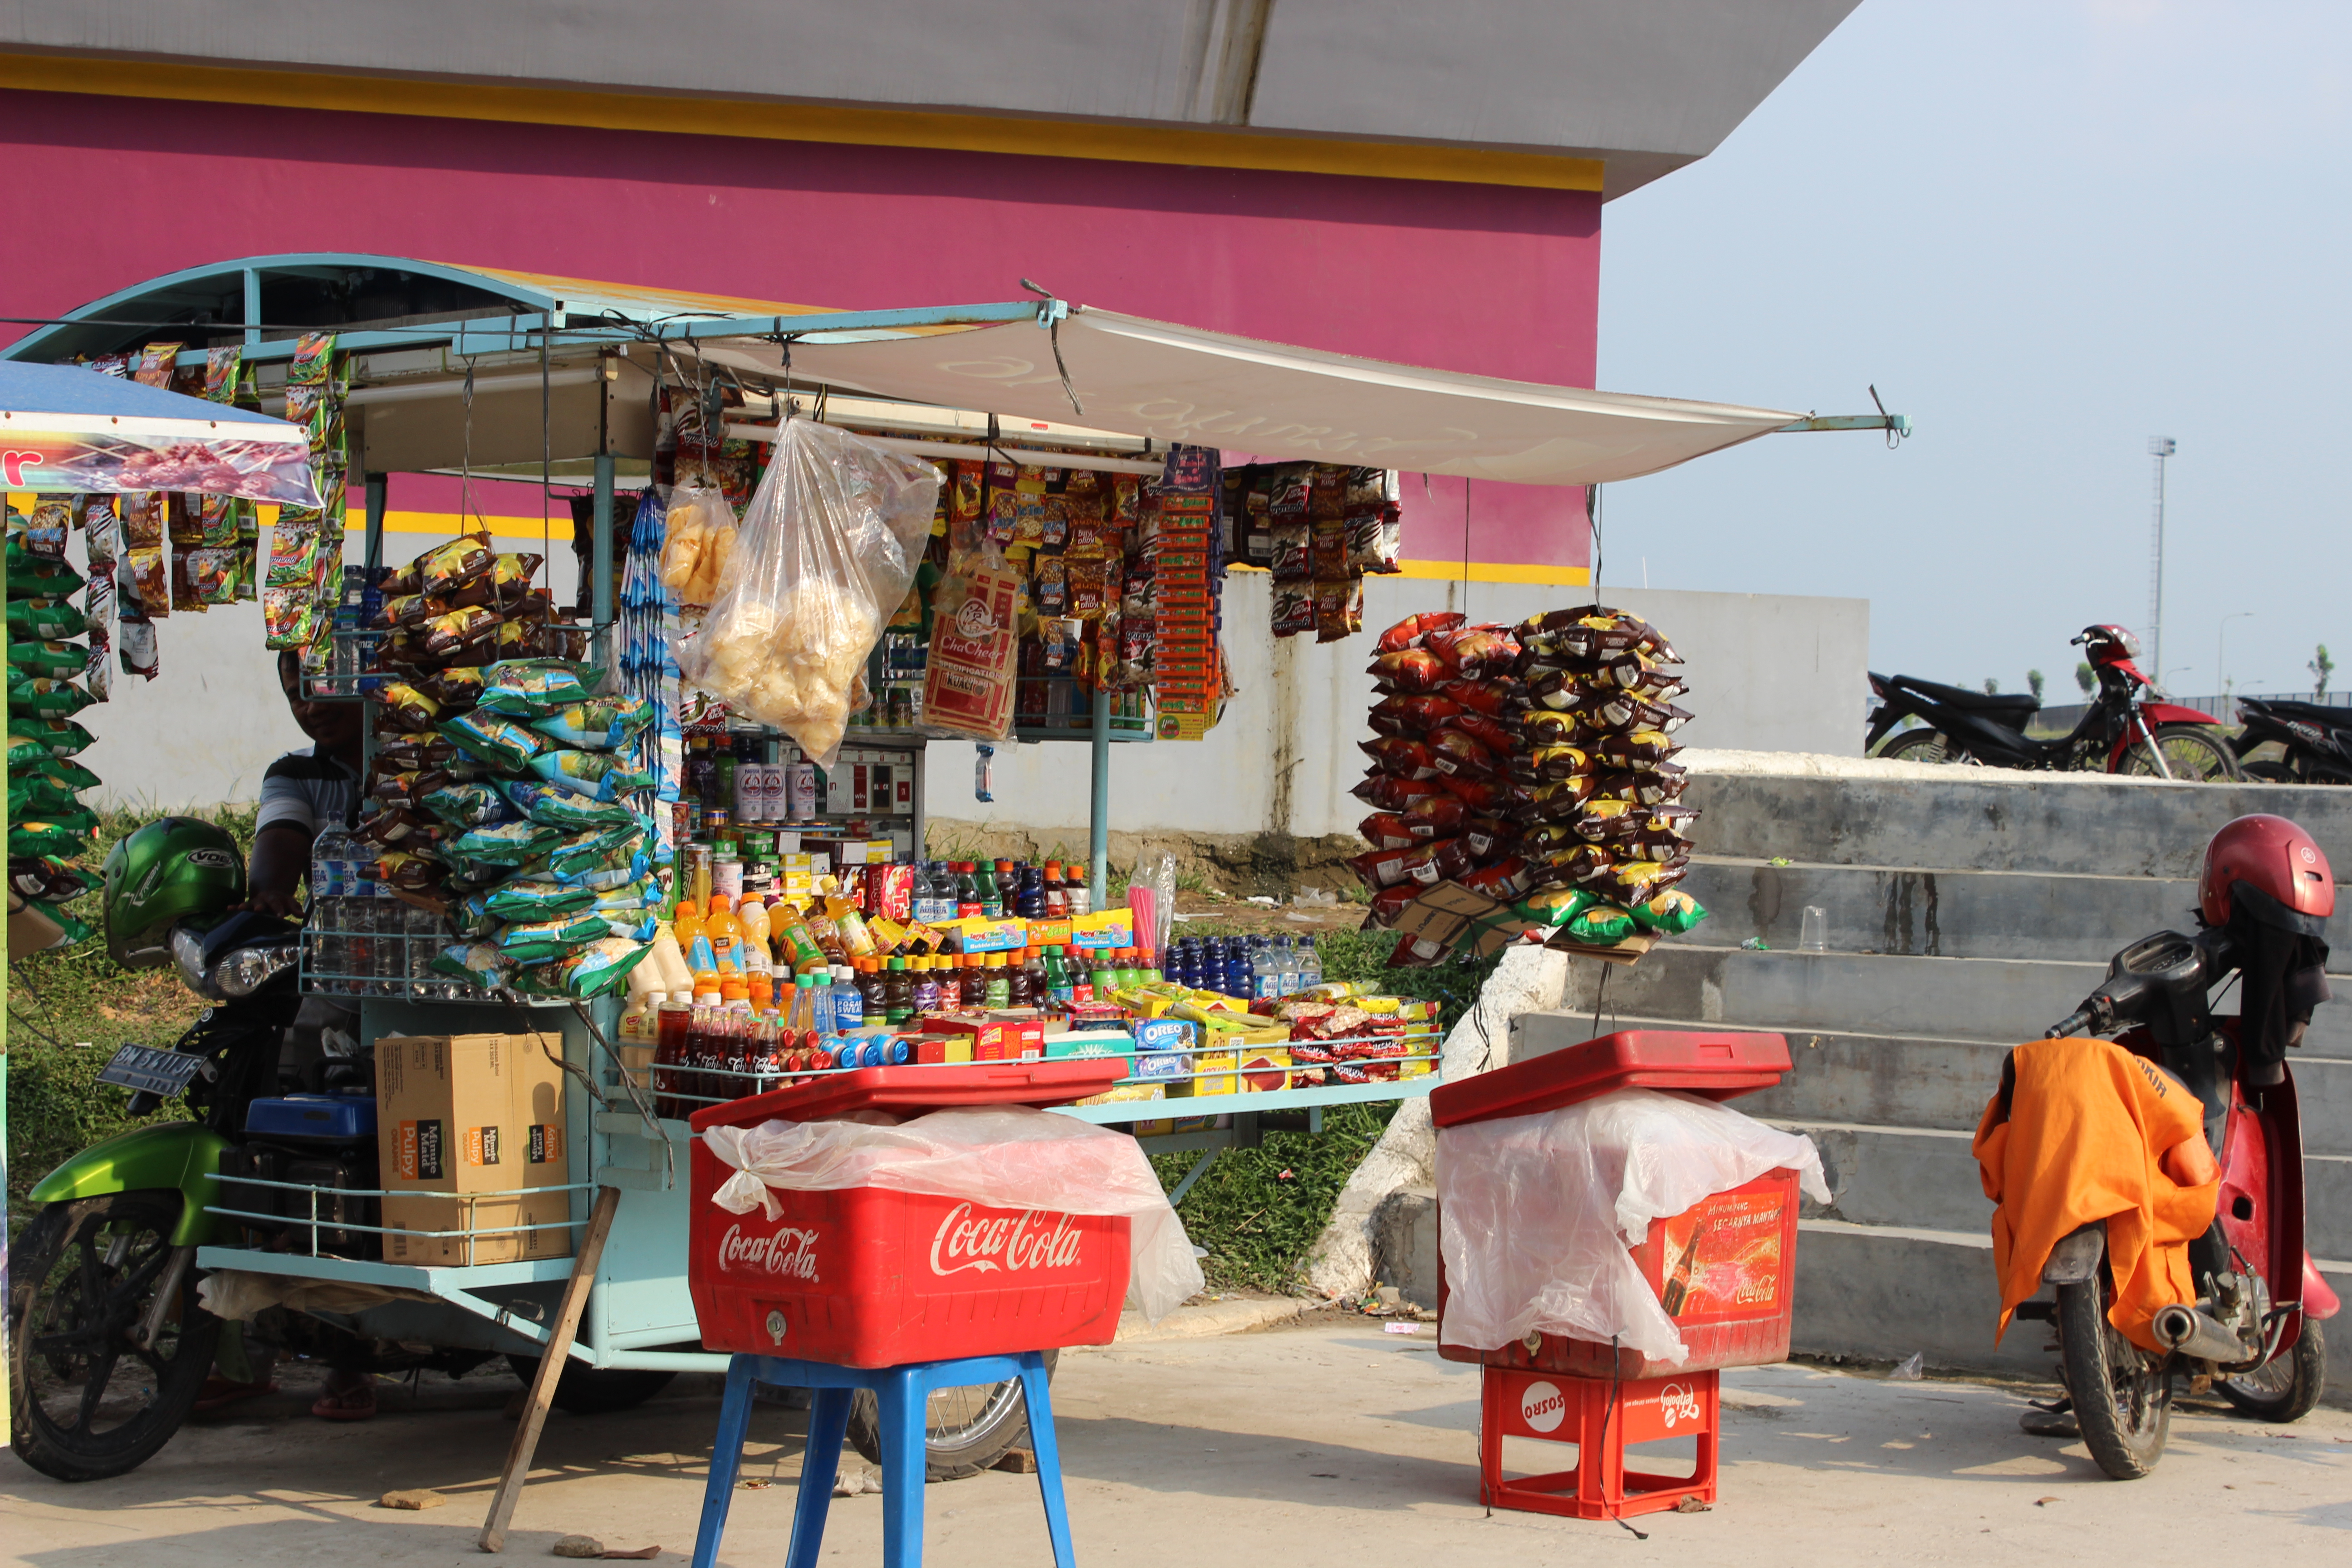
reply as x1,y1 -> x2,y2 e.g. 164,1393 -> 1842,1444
311,1379 -> 378,1421
193,1376 -> 279,1416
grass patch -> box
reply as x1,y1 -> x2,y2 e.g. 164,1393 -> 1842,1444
8,804 -> 258,1223
1152,931 -> 1504,1293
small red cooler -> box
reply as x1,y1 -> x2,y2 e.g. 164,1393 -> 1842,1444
687,1062 -> 1132,1367
1433,1029 -> 1801,1379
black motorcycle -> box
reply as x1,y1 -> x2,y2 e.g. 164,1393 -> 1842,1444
1867,623 -> 2242,782
2234,698 -> 2352,785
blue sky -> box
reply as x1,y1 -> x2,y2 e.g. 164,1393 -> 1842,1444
1598,0 -> 2350,703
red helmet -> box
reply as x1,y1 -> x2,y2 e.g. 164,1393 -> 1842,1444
2200,814 -> 2335,929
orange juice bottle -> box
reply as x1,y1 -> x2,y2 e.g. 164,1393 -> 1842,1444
673,898 -> 706,952
705,894 -> 742,972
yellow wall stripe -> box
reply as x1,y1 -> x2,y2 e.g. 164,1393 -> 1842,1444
0,53 -> 1605,193
1391,559 -> 1591,586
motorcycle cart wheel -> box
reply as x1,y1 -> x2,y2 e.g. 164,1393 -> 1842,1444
1879,729 -> 1955,763
7,1192 -> 220,1482
2055,1276 -> 2171,1479
504,1354 -> 676,1415
2219,1318 -> 2326,1424
843,1348 -> 1057,1481
2118,725 -> 2244,782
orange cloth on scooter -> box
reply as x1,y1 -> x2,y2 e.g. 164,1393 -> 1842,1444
1973,1036 -> 2219,1354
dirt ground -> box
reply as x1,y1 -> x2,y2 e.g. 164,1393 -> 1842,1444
8,1315 -> 2347,1567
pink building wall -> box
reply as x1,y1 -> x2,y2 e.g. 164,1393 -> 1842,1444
0,88 -> 1600,572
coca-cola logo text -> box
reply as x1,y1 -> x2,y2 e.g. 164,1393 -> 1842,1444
1651,1382 -> 1705,1430
719,1223 -> 822,1281
929,1203 -> 1084,1279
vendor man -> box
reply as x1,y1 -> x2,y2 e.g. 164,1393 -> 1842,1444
246,648 -> 363,915
208,650 -> 380,1421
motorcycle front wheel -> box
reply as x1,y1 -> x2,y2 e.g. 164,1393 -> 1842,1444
1879,729 -> 1956,763
2118,725 -> 2244,782
2220,1319 -> 2326,1423
843,1348 -> 1056,1481
2055,1277 -> 2170,1478
7,1191 -> 220,1481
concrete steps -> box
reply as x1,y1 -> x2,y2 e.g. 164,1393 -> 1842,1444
1493,757 -> 2352,1396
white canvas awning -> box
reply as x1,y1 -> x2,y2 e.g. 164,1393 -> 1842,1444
754,308 -> 1801,486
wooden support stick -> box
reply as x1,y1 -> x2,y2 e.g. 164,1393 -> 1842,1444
479,1183 -> 622,1553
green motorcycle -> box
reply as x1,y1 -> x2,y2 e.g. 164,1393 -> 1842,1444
8,817 -> 305,1481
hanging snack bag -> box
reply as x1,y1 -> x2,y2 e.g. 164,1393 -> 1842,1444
501,777 -> 639,829
1425,623 -> 1521,680
1367,694 -> 1461,738
530,694 -> 657,751
476,659 -> 598,717
1367,648 -> 1446,694
1626,887 -> 1709,935
8,641 -> 92,679
10,820 -> 90,859
1359,736 -> 1438,781
420,781 -> 515,829
1556,901 -> 1639,947
440,710 -> 550,772
9,715 -> 96,758
7,599 -> 86,640
431,941 -> 514,991
1350,771 -> 1441,813
484,879 -> 600,920
7,553 -> 84,601
525,747 -> 654,800
1373,611 -> 1449,658
449,819 -> 564,869
1359,813 -> 1421,852
9,676 -> 96,718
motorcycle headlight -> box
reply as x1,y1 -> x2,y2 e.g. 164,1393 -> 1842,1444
214,942 -> 301,998
172,927 -> 227,1000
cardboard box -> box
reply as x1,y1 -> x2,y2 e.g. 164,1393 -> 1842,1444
382,1188 -> 573,1267
911,1033 -> 975,1066
375,1032 -> 573,1264
1077,1081 -> 1164,1109
928,1013 -> 1045,1062
1047,1029 -> 1137,1077
1237,1045 -> 1296,1094
1171,1048 -> 1238,1097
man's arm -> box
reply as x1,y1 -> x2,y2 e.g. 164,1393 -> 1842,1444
245,823 -> 315,918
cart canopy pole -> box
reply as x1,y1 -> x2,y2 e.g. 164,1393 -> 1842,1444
363,473 -> 387,572
1089,687 -> 1111,910
591,452 -> 616,631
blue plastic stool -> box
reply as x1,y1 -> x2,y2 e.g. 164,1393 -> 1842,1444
691,1351 -> 1075,1568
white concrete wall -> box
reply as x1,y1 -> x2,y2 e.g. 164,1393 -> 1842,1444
88,553 -> 1866,836
79,529 -> 582,810
950,576 -> 1870,839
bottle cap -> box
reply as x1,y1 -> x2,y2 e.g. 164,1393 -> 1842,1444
888,956 -> 906,971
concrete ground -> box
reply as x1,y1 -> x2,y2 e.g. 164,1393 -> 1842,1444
7,1312 -> 2349,1567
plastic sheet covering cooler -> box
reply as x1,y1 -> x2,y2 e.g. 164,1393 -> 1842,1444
702,1105 -> 1204,1322
1437,1088 -> 1828,1364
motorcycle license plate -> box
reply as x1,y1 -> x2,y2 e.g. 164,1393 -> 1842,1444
97,1044 -> 204,1098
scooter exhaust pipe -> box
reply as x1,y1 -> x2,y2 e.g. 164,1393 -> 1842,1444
2151,1303 -> 2249,1365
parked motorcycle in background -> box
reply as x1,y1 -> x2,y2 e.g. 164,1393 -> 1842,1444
2005,816 -> 2338,1480
2234,696 -> 2352,784
1867,624 -> 2242,781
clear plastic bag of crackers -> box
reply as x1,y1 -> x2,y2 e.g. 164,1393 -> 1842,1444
671,419 -> 939,770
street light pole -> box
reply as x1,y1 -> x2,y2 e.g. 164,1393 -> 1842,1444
2149,436 -> 2176,684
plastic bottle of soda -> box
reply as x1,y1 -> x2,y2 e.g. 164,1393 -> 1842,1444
985,952 -> 1013,1009
652,995 -> 694,1120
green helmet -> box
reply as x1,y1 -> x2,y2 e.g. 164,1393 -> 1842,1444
103,817 -> 246,969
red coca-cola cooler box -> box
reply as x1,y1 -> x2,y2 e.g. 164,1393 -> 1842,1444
687,1062 -> 1132,1367
1432,1029 -> 1803,1379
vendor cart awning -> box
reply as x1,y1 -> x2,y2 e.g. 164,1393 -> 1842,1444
0,361 -> 321,505
760,309 -> 1802,488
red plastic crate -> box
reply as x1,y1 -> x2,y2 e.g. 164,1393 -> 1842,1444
1481,1366 -> 1719,1520
1430,1029 -> 1789,1128
1439,1167 -> 1802,1378
687,1060 -> 1134,1366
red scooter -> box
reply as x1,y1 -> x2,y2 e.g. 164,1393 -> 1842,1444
2017,817 -> 2339,1478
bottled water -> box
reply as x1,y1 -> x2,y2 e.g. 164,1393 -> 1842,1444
1275,936 -> 1300,998
1296,936 -> 1323,992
